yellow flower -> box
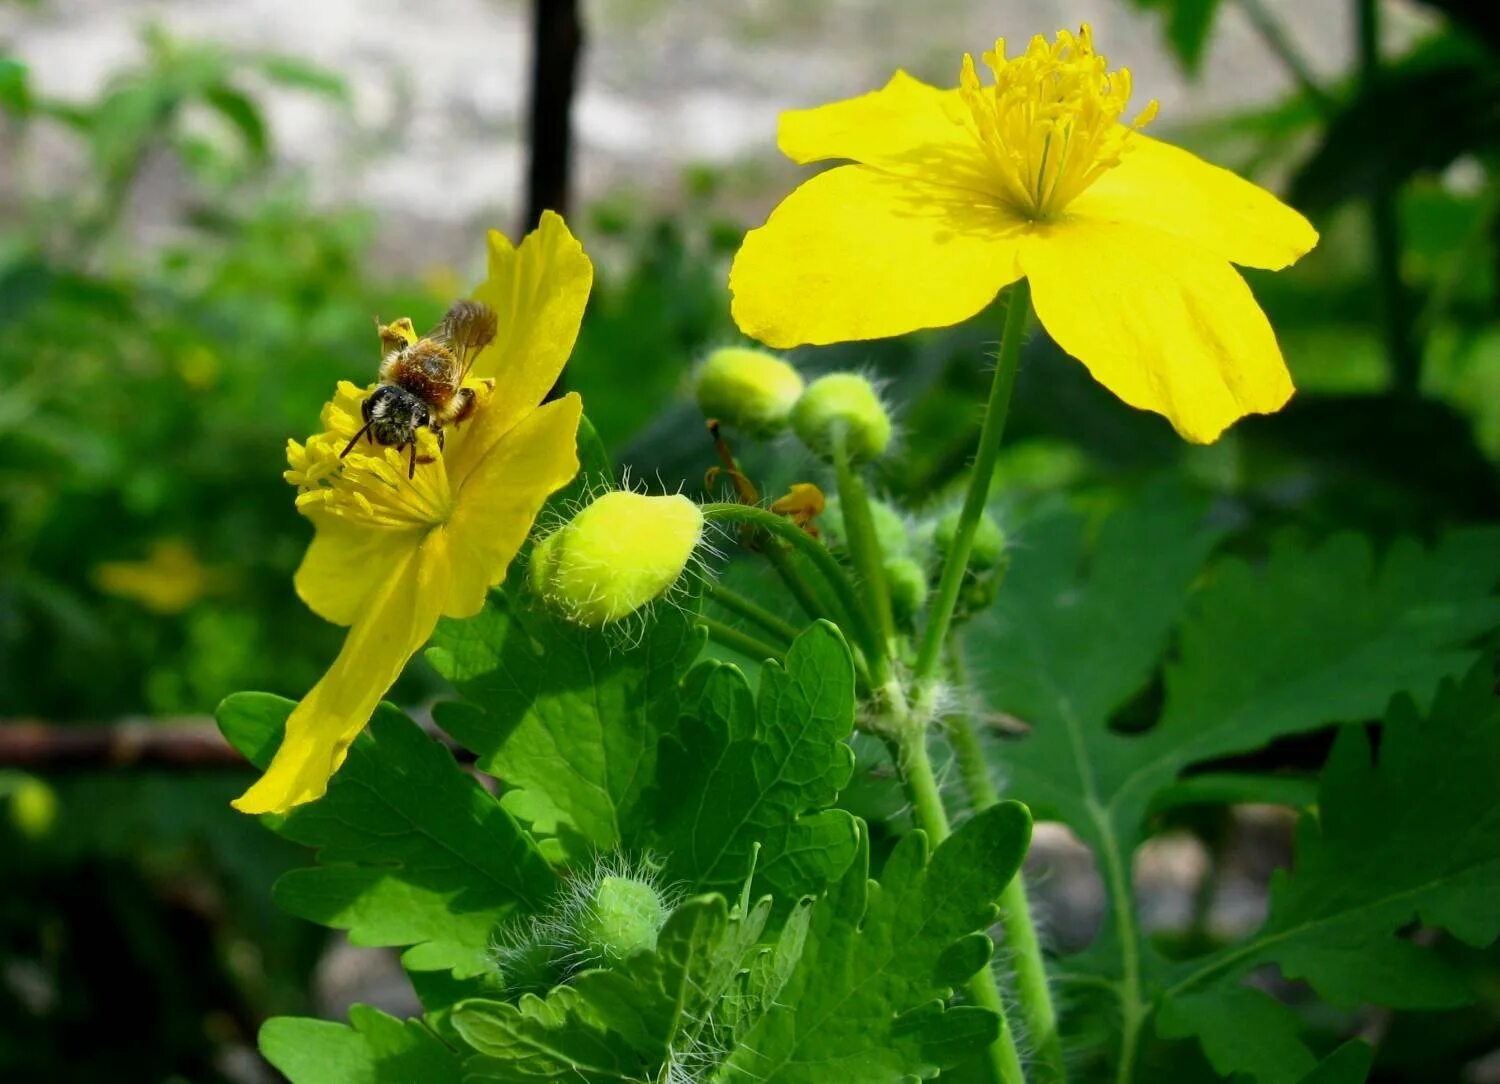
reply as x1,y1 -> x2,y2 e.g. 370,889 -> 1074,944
730,26 -> 1319,443
94,538 -> 224,614
232,212 -> 592,814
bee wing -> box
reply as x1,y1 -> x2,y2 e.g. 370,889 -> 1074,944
429,300 -> 499,381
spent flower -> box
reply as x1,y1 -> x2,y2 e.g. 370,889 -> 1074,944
233,212 -> 592,814
730,25 -> 1319,442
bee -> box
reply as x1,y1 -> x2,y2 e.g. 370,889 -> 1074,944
341,299 -> 500,478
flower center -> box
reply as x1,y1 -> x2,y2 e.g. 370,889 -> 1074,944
285,381 -> 453,530
957,25 -> 1157,220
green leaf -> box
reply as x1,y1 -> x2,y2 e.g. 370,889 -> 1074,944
1127,0 -> 1224,74
967,480 -> 1500,1061
1160,661 -> 1500,1079
217,693 -> 557,977
720,801 -> 1032,1083
653,621 -> 859,905
428,595 -> 704,862
203,83 -> 269,161
260,1004 -> 463,1084
455,889 -> 791,1081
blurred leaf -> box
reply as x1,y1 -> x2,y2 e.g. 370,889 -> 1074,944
1291,34 -> 1500,212
428,595 -> 705,863
257,54 -> 350,100
0,57 -> 32,114
261,1004 -> 463,1084
1128,0 -> 1224,74
652,622 -> 859,908
203,83 -> 270,161
218,693 -> 558,977
1159,661 -> 1500,1079
720,804 -> 1030,1083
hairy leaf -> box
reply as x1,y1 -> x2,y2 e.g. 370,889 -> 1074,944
428,594 -> 704,862
455,890 -> 798,1082
1159,661 -> 1500,1080
218,694 -> 556,976
260,1004 -> 463,1084
720,801 -> 1032,1083
653,621 -> 859,905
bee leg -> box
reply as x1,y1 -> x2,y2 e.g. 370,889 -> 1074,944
451,386 -> 478,427
407,442 -> 418,479
341,421 -> 374,459
435,426 -> 445,452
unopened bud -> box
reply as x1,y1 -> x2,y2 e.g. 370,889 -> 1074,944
572,874 -> 669,966
823,496 -> 910,558
935,508 -> 1007,572
694,347 -> 804,437
532,492 -> 703,625
885,558 -> 928,625
791,373 -> 891,463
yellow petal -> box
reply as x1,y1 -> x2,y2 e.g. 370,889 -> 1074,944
442,393 -> 583,619
778,71 -> 990,191
730,165 -> 1026,348
470,211 -> 593,435
1073,133 -> 1319,271
1020,217 -> 1294,443
232,533 -> 451,814
292,510 -> 425,626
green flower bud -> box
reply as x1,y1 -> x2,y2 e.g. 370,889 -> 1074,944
572,874 -> 669,966
8,776 -> 56,839
885,557 -> 928,625
694,346 -> 804,437
823,496 -> 910,558
532,492 -> 703,625
791,372 -> 892,463
934,508 -> 1007,572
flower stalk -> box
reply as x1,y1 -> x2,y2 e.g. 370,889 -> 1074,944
831,429 -> 898,657
913,280 -> 1030,701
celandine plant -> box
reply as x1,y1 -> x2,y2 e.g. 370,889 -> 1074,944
223,26 -> 1500,1084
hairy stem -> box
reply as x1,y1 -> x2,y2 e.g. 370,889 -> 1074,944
913,280 -> 1031,696
893,728 -> 1026,1084
832,431 -> 898,657
947,642 -> 1065,1082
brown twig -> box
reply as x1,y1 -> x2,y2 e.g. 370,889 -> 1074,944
0,717 -> 245,769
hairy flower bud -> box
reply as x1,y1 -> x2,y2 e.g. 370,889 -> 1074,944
824,496 -> 910,558
694,346 -> 805,437
531,491 -> 703,625
571,874 -> 669,966
885,557 -> 928,625
791,372 -> 892,463
935,508 -> 1007,571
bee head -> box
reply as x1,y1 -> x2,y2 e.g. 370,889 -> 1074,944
363,384 -> 430,447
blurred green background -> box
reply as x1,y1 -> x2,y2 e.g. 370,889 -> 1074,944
1,0 -> 1497,1080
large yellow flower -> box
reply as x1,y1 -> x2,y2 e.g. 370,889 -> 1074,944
233,212 -> 592,814
730,26 -> 1319,443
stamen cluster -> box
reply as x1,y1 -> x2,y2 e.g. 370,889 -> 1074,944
958,25 -> 1158,219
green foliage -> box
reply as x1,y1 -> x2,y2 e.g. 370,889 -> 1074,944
1159,662 -> 1500,1079
428,594 -> 705,862
967,478 -> 1500,1077
652,621 -> 859,905
722,803 -> 1031,1083
261,1005 -> 463,1084
218,694 -> 557,977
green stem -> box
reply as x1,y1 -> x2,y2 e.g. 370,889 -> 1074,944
705,582 -> 800,646
697,615 -> 786,666
757,533 -> 830,626
832,431 -> 898,656
913,281 -> 1031,697
947,642 -> 1065,1083
893,728 -> 1026,1084
703,503 -> 888,685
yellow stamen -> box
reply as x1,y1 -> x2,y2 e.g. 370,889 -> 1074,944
958,24 -> 1158,219
284,379 -> 475,530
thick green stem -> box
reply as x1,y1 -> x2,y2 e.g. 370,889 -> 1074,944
702,503 -> 887,684
913,281 -> 1031,695
832,431 -> 898,656
757,530 -> 829,624
705,582 -> 799,646
697,616 -> 785,665
893,729 -> 1026,1084
947,644 -> 1065,1083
